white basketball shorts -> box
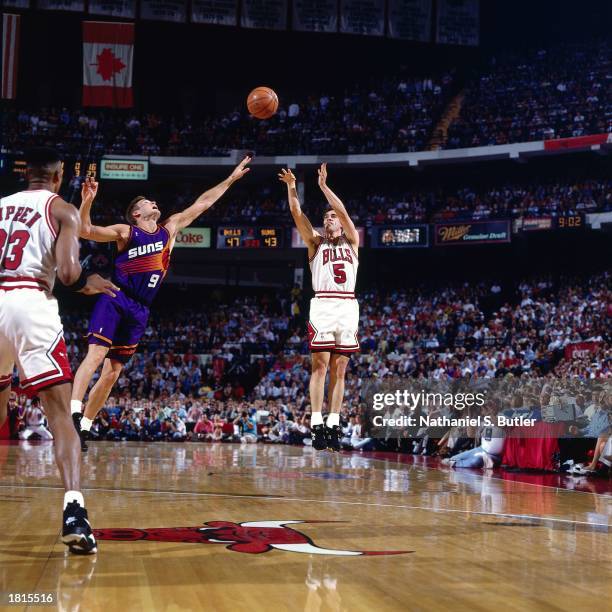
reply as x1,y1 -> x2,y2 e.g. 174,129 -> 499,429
308,296 -> 359,354
0,289 -> 72,393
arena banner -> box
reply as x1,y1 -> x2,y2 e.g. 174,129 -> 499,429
175,227 -> 212,248
83,21 -> 134,108
513,217 -> 553,232
292,227 -> 365,248
100,158 -> 148,179
1,14 -> 20,100
370,225 -> 429,248
37,0 -> 84,10
191,0 -> 237,25
88,0 -> 136,18
340,0 -> 384,36
140,0 -> 187,22
436,0 -> 479,46
564,341 -> 601,361
241,0 -> 288,30
434,220 -> 510,246
292,0 -> 337,33
388,0 -> 432,42
544,133 -> 611,151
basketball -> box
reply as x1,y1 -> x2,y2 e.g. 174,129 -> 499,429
247,87 -> 279,119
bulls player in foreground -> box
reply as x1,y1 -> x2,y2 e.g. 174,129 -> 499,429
0,148 -> 118,553
279,163 -> 359,451
71,157 -> 252,449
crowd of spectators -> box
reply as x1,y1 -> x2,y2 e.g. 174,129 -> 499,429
257,271 -> 609,405
430,177 -> 611,221
61,293 -> 293,398
2,273 -> 609,474
2,41 -> 609,159
446,40 -> 611,148
67,174 -> 611,231
1,72 -> 454,157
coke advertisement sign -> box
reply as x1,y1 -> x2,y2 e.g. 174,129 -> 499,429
175,228 -> 211,248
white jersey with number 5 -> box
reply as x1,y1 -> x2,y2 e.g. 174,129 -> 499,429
309,235 -> 358,297
307,234 -> 359,353
0,189 -> 59,292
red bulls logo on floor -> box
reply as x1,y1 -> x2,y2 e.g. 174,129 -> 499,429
94,520 -> 412,556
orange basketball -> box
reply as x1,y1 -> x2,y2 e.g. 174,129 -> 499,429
247,86 -> 279,120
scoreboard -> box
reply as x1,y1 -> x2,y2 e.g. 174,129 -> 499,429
216,226 -> 284,249
556,214 -> 583,229
371,225 -> 429,248
3,155 -> 97,181
70,159 -> 98,180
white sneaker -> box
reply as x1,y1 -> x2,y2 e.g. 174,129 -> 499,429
571,464 -> 595,475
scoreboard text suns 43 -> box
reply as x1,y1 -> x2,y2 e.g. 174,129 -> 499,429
217,227 -> 283,249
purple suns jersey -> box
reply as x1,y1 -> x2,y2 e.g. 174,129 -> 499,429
113,224 -> 171,306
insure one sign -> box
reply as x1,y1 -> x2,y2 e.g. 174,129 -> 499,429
100,159 -> 149,180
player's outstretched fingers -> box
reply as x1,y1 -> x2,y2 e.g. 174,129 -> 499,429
103,281 -> 120,298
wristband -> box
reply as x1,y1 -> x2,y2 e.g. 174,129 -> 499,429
67,269 -> 88,292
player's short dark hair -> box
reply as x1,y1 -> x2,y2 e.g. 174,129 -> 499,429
322,206 -> 337,221
125,196 -> 145,224
25,147 -> 62,177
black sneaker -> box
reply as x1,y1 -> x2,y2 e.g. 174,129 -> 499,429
311,424 -> 328,451
62,501 -> 97,555
326,425 -> 342,452
72,413 -> 89,452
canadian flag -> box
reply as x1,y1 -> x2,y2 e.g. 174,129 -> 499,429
2,14 -> 20,100
83,21 -> 134,108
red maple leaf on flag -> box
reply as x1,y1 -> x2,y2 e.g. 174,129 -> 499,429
93,48 -> 126,82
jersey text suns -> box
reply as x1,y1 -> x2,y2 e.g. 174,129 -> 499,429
127,241 -> 164,259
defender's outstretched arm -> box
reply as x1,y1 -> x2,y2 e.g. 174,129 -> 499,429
78,177 -> 130,243
165,156 -> 252,233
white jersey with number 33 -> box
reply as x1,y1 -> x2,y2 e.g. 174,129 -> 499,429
0,189 -> 59,292
309,235 -> 358,297
0,189 -> 73,394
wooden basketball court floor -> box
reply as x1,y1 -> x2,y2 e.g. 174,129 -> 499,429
1,441 -> 610,611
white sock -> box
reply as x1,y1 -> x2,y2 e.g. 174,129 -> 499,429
80,416 -> 93,432
326,413 -> 340,427
70,400 -> 82,415
64,490 -> 85,509
311,412 -> 324,426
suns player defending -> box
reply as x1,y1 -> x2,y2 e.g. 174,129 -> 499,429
0,147 -> 118,554
71,157 -> 251,449
279,163 -> 359,451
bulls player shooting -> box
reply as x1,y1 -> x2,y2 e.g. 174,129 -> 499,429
71,157 -> 252,449
278,163 -> 359,451
0,147 -> 119,554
